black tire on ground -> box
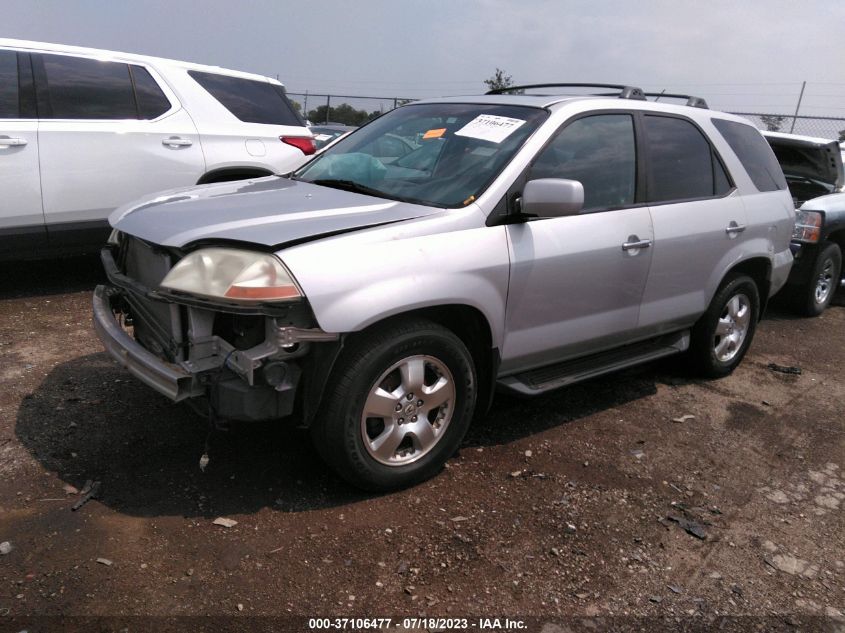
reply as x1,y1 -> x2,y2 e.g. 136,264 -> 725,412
311,319 -> 477,491
688,274 -> 760,378
796,241 -> 842,317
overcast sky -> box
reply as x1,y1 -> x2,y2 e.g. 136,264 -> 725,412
5,0 -> 845,118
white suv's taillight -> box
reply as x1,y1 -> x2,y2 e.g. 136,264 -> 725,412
281,136 -> 316,155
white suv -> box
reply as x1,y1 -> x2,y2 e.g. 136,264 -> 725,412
0,38 -> 315,259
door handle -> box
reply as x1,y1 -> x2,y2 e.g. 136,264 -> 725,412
162,137 -> 192,148
725,222 -> 746,235
0,137 -> 27,147
621,238 -> 652,251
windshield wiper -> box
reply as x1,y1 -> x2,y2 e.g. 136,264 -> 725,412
310,179 -> 394,200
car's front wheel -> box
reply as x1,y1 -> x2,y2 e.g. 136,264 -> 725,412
797,241 -> 842,317
688,274 -> 759,378
312,319 -> 477,491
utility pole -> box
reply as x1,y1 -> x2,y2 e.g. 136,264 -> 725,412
303,90 -> 308,118
790,81 -> 806,133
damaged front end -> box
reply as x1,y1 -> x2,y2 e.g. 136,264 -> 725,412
92,232 -> 338,422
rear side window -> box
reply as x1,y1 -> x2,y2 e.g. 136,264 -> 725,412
644,115 -> 720,202
188,70 -> 304,126
41,53 -> 137,119
130,65 -> 171,119
0,50 -> 19,118
711,118 -> 787,192
529,114 -> 637,211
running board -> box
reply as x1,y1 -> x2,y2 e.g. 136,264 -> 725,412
497,330 -> 690,396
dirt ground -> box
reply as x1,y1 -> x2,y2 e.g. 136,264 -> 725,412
0,256 -> 843,633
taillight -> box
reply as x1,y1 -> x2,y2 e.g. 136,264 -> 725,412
281,136 -> 316,155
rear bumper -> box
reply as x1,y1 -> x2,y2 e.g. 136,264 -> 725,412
92,284 -> 202,401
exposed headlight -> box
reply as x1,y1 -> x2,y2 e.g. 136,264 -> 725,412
792,210 -> 823,243
160,248 -> 302,303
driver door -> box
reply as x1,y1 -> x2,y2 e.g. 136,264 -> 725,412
501,113 -> 653,373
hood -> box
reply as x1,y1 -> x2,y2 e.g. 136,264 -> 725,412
109,176 -> 443,249
763,132 -> 843,204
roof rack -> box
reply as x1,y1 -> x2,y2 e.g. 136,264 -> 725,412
643,92 -> 709,109
486,83 -> 646,101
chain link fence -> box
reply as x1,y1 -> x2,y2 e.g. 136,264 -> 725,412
287,91 -> 845,143
730,113 -> 845,141
287,92 -> 412,125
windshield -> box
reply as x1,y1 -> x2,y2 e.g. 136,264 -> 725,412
294,103 -> 548,207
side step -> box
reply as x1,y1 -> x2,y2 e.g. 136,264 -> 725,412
497,330 -> 689,396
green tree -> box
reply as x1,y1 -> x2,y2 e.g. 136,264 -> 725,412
839,129 -> 845,142
760,114 -> 787,132
484,68 -> 516,93
307,103 -> 375,126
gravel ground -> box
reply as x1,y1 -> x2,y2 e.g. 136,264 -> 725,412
0,256 -> 843,633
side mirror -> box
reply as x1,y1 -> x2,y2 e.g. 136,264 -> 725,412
520,178 -> 584,218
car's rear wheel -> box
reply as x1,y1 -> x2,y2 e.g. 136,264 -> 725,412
312,319 -> 476,491
688,274 -> 759,378
797,241 -> 841,317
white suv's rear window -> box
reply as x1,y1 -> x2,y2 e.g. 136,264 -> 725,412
188,71 -> 304,127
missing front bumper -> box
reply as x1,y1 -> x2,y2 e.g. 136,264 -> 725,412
92,284 -> 201,401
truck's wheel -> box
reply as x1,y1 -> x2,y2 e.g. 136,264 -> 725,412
312,319 -> 476,491
797,241 -> 841,317
688,274 -> 759,378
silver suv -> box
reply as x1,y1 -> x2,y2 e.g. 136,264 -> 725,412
93,84 -> 795,490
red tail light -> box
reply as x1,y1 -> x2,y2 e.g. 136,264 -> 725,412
281,136 -> 316,155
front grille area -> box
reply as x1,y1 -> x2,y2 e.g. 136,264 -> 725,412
117,236 -> 185,361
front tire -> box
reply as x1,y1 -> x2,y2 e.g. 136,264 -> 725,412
689,274 -> 760,378
796,241 -> 841,317
312,319 -> 477,491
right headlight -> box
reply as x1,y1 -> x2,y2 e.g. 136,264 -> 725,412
160,248 -> 302,304
792,210 -> 823,244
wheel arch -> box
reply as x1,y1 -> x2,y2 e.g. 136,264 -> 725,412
825,228 -> 845,255
300,304 -> 499,427
723,256 -> 771,318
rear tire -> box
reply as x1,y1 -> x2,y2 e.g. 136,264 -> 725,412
796,241 -> 841,317
312,319 -> 477,491
688,274 -> 759,378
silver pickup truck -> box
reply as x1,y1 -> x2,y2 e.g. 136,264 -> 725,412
93,84 -> 794,490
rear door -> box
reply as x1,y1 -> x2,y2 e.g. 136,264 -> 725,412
0,49 -> 45,257
33,51 -> 205,250
637,113 -> 745,330
502,112 -> 654,372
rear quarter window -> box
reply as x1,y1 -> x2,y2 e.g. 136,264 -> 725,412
130,65 -> 171,119
188,70 -> 304,126
711,118 -> 787,192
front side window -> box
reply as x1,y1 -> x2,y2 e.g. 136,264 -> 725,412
529,114 -> 636,211
41,53 -> 137,119
0,50 -> 19,119
645,115 -> 719,202
294,103 -> 548,208
188,71 -> 303,126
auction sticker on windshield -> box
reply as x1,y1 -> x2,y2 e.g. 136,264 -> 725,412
454,115 -> 526,144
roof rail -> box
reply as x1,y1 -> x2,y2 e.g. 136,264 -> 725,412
643,92 -> 709,109
486,83 -> 646,101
